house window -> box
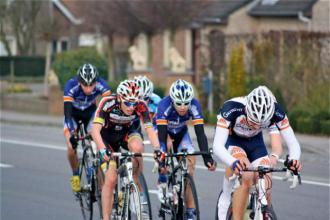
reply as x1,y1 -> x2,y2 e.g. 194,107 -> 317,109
52,40 -> 58,54
61,40 -> 68,51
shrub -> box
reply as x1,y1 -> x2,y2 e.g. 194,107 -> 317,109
5,83 -> 32,93
296,118 -> 314,134
288,107 -> 311,129
320,121 -> 330,135
227,42 -> 246,98
52,47 -> 107,89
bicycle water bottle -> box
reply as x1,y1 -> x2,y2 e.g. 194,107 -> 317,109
158,174 -> 168,203
87,167 -> 93,179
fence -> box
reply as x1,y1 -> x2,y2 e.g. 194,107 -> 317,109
0,56 -> 45,79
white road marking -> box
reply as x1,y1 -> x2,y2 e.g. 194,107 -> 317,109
0,163 -> 13,168
1,138 -> 329,188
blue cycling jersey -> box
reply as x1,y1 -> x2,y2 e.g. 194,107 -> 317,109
63,76 -> 110,111
148,93 -> 162,114
156,96 -> 204,134
63,76 -> 111,133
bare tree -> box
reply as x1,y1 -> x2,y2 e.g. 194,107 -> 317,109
1,0 -> 42,55
85,0 -> 210,80
0,0 -> 12,56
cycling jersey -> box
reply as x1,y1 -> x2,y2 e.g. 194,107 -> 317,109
148,93 -> 162,114
64,76 -> 110,110
63,76 -> 111,134
156,96 -> 211,160
213,97 -> 301,167
156,96 -> 204,134
93,94 -> 153,151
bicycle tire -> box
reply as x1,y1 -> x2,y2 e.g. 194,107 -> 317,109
177,173 -> 200,220
126,182 -> 142,220
139,173 -> 153,220
92,160 -> 103,220
78,146 -> 94,220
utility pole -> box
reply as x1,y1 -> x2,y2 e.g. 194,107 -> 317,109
207,69 -> 213,113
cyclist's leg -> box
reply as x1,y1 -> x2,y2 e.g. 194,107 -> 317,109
175,131 -> 197,211
127,132 -> 144,190
230,145 -> 252,220
232,134 -> 268,220
251,153 -> 272,205
102,159 -> 117,220
64,118 -> 79,173
81,104 -> 96,135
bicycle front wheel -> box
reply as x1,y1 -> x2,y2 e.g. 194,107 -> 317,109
78,147 -> 94,220
178,174 -> 200,220
125,182 -> 141,220
139,173 -> 152,220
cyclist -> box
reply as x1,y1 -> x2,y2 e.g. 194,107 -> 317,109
155,79 -> 217,219
63,63 -> 111,193
134,75 -> 162,117
213,85 -> 302,220
91,79 -> 160,220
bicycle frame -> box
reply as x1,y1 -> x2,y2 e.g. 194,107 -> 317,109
158,149 -> 209,219
111,152 -> 154,220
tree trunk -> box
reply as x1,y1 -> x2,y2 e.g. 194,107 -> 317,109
43,41 -> 52,97
107,35 -> 115,81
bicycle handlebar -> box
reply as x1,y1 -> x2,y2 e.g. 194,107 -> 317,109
107,151 -> 155,158
162,150 -> 211,158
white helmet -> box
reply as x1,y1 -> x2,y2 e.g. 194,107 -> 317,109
116,79 -> 140,102
246,86 -> 275,125
134,75 -> 154,100
169,79 -> 194,105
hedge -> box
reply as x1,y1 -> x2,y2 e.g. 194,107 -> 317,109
289,107 -> 330,135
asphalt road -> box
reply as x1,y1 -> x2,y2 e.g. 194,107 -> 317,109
1,123 -> 329,219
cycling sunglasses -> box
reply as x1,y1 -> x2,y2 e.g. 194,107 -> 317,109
175,101 -> 190,107
123,100 -> 138,107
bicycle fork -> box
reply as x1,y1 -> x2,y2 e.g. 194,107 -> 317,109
253,177 -> 268,220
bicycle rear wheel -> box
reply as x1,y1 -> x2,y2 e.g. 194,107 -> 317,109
139,173 -> 152,220
126,182 -> 142,220
178,174 -> 200,220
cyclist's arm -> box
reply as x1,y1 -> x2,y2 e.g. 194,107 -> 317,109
91,123 -> 107,151
157,124 -> 168,152
268,124 -> 283,160
63,80 -> 75,134
272,103 -> 301,160
193,123 -> 209,153
213,126 -> 236,167
279,126 -> 301,160
145,126 -> 160,150
91,96 -> 110,151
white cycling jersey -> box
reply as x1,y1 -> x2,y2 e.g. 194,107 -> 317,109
213,97 -> 301,167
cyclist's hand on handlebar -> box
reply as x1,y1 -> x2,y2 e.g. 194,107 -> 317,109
203,156 -> 217,171
288,159 -> 302,173
231,159 -> 246,174
69,133 -> 79,149
99,148 -> 110,162
154,149 -> 166,173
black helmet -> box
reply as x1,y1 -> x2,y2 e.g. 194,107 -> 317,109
77,63 -> 98,86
